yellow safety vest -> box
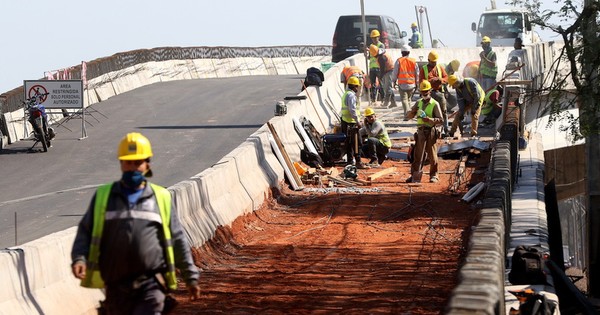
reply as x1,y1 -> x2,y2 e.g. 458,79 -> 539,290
417,99 -> 439,127
369,42 -> 385,69
479,50 -> 498,78
81,183 -> 177,291
341,90 -> 360,123
376,122 -> 392,148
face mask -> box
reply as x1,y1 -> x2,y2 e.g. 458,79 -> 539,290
122,171 -> 145,188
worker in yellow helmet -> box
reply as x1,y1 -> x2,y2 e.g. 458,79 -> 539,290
404,80 -> 443,183
448,74 -> 485,138
340,77 -> 368,169
409,22 -> 424,48
366,29 -> 385,102
71,132 -> 201,313
360,107 -> 391,166
478,36 -> 498,91
419,50 -> 449,135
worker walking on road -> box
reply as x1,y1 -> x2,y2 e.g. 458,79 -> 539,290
478,36 -> 498,91
340,65 -> 365,102
71,132 -> 201,314
369,44 -> 397,109
392,44 -> 419,117
419,50 -> 449,135
448,74 -> 485,137
409,22 -> 424,49
404,80 -> 443,183
341,77 -> 367,169
367,29 -> 385,102
360,107 -> 391,166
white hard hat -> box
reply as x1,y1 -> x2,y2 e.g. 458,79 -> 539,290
401,44 -> 411,52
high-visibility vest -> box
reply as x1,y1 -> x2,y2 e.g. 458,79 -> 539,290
479,50 -> 498,78
412,31 -> 423,48
482,88 -> 498,115
81,183 -> 177,291
377,51 -> 395,73
396,57 -> 417,85
423,64 -> 442,82
375,122 -> 392,148
369,42 -> 385,69
464,78 -> 485,106
341,90 -> 359,123
417,98 -> 439,127
343,66 -> 363,81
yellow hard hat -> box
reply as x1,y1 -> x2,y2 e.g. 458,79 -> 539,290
347,76 -> 361,86
428,50 -> 439,62
369,44 -> 379,57
450,59 -> 460,72
364,107 -> 375,116
370,29 -> 380,38
420,80 -> 432,92
411,22 -> 418,28
448,74 -> 460,87
481,36 -> 492,44
118,132 -> 153,160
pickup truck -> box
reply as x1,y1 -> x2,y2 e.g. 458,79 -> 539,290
471,8 -> 541,47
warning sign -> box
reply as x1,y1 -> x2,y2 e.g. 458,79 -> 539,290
24,80 -> 84,109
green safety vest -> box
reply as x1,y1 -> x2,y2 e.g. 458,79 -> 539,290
369,42 -> 385,69
81,183 -> 177,291
423,64 -> 442,82
341,90 -> 360,123
465,78 -> 485,106
375,122 -> 392,148
413,31 -> 423,48
417,99 -> 439,127
479,50 -> 498,78
482,88 -> 497,115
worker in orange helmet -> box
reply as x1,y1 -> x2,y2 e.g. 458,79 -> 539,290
369,44 -> 398,109
366,29 -> 385,102
340,65 -> 366,102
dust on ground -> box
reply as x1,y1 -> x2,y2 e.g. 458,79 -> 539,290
171,141 -> 490,314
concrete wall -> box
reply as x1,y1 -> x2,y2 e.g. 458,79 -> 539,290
0,43 -> 561,314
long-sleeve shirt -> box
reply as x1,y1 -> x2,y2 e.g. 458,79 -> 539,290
71,181 -> 200,286
419,63 -> 448,92
456,78 -> 485,114
392,57 -> 419,91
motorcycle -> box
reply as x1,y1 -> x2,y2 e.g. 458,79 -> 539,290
24,94 -> 55,152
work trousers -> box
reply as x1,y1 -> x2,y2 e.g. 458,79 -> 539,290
398,87 -> 414,116
381,71 -> 397,108
369,68 -> 383,101
432,89 -> 448,133
361,137 -> 390,164
450,102 -> 482,137
411,127 -> 438,178
341,121 -> 362,165
479,76 -> 496,92
104,277 -> 165,315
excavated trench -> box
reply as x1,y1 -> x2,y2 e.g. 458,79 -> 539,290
171,148 -> 489,314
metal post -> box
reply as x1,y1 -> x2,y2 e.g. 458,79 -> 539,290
424,7 -> 434,48
14,212 -> 17,246
361,0 -> 371,104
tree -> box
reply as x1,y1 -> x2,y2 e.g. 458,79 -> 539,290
508,0 -> 600,298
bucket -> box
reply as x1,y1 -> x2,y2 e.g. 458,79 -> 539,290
274,101 -> 287,116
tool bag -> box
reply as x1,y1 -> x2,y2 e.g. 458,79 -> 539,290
509,246 -> 547,285
303,67 -> 324,89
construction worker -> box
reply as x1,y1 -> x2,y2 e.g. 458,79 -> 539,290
369,44 -> 397,109
443,59 -> 460,112
340,65 -> 365,101
367,29 -> 385,102
448,74 -> 485,137
409,22 -> 424,49
392,44 -> 419,116
71,132 -> 201,314
478,36 -> 498,91
360,107 -> 391,166
482,85 -> 503,125
405,80 -> 443,183
445,59 -> 460,76
463,61 -> 480,79
419,50 -> 449,135
341,76 -> 367,169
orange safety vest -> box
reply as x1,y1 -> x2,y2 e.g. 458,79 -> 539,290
396,57 -> 417,85
377,51 -> 395,73
343,66 -> 363,81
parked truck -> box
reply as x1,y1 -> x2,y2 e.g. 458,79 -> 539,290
471,1 -> 541,47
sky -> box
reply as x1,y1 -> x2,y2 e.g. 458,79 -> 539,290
0,0 -> 567,94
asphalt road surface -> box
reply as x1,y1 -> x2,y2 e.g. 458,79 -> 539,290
0,75 -> 303,248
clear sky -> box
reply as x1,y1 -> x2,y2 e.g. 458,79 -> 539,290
0,0 -> 565,93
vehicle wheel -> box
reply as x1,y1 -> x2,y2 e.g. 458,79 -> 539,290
40,132 -> 48,152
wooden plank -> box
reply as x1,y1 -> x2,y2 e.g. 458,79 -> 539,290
267,122 -> 304,190
367,167 -> 397,182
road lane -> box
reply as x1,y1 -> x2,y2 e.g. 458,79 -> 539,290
0,75 -> 303,247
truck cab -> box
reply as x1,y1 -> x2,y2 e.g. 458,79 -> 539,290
471,9 -> 540,47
